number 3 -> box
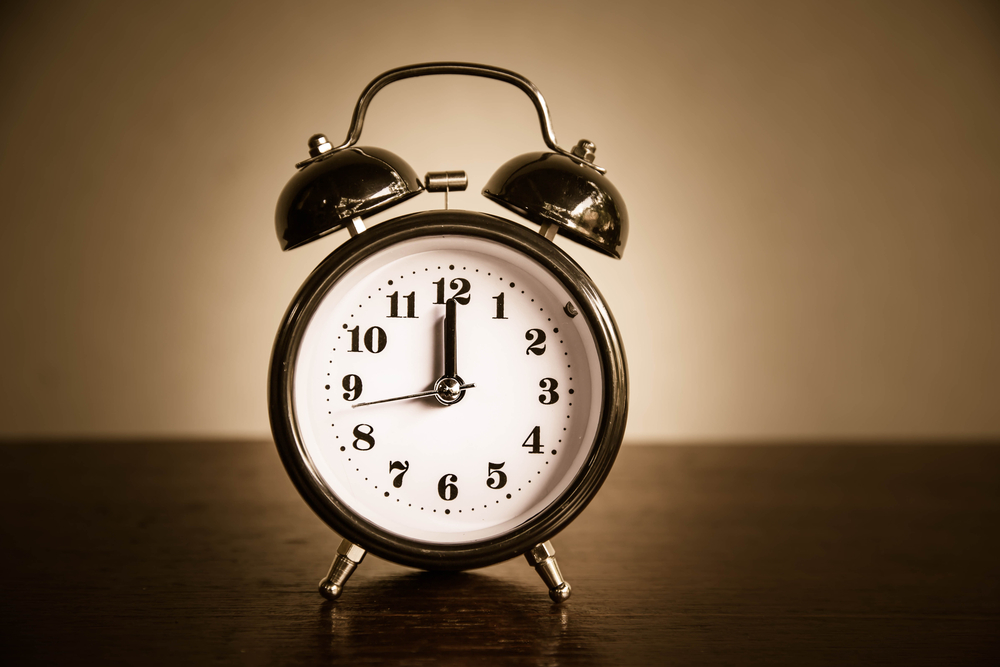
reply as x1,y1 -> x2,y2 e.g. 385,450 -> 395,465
538,378 -> 559,404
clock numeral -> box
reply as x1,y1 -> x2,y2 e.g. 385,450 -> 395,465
538,378 -> 559,405
492,293 -> 508,320
486,462 -> 507,489
522,425 -> 543,454
433,277 -> 471,305
525,329 -> 547,356
389,460 -> 409,488
348,325 -> 387,353
352,424 -> 375,451
438,473 -> 459,501
387,291 -> 417,318
342,374 -> 363,401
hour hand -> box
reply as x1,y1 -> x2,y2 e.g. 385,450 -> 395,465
444,297 -> 458,378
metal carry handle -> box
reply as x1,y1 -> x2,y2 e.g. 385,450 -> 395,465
308,62 -> 605,173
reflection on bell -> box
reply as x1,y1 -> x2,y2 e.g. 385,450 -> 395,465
275,145 -> 424,250
483,151 -> 628,259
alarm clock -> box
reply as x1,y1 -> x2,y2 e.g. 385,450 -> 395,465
269,63 -> 628,603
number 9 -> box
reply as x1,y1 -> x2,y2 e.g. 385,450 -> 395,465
342,374 -> 363,401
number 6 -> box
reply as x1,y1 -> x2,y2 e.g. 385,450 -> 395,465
438,473 -> 458,501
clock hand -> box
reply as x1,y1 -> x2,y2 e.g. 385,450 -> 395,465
351,380 -> 476,408
444,297 -> 457,378
354,298 -> 471,409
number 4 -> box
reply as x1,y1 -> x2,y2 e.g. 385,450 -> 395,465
522,426 -> 543,454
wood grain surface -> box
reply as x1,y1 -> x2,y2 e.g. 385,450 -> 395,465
1,442 -> 997,665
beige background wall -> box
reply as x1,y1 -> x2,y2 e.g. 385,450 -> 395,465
1,0 -> 997,442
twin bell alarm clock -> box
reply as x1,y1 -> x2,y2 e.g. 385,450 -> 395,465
268,63 -> 628,603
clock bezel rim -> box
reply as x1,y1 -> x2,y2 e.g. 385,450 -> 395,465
269,210 -> 627,571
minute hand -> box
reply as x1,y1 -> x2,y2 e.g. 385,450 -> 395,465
351,383 -> 476,408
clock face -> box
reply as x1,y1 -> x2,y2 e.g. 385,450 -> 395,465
289,232 -> 605,545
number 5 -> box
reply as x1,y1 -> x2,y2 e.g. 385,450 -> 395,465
487,462 -> 507,489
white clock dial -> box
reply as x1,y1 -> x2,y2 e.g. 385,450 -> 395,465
291,234 -> 604,544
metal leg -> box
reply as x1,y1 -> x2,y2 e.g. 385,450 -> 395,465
318,538 -> 366,601
525,540 -> 572,603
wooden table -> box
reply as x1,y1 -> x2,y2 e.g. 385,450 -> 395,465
1,441 -> 997,665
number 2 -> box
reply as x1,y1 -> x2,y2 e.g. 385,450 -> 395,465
525,329 -> 546,355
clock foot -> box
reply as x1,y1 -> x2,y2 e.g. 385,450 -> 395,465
318,538 -> 366,601
524,540 -> 572,603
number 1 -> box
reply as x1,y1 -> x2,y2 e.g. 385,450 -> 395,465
493,293 -> 507,319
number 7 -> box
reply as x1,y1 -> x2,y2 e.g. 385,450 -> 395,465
389,460 -> 409,488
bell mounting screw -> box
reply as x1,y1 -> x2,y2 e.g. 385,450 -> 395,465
571,139 -> 596,163
308,133 -> 333,157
